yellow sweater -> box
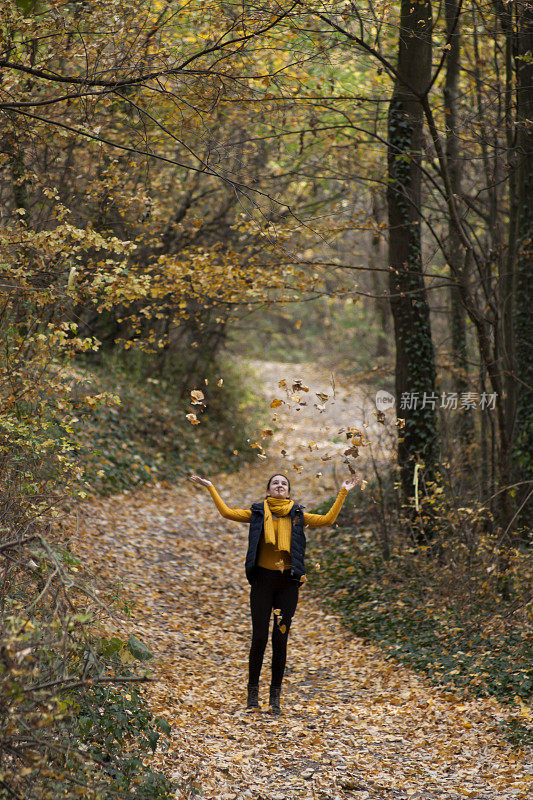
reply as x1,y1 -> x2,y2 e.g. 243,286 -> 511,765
207,485 -> 348,572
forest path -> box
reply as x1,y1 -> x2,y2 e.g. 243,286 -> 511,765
74,361 -> 531,800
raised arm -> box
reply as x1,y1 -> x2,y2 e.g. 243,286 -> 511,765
303,477 -> 359,528
189,475 -> 251,523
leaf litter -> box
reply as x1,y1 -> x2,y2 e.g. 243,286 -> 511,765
72,362 -> 531,800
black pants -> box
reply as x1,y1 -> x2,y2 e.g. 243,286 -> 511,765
248,567 -> 300,689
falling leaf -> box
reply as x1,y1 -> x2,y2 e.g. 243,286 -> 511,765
316,391 -> 329,402
270,398 -> 283,408
295,319 -> 302,330
278,379 -> 287,389
321,454 -> 333,461
185,413 -> 200,425
279,624 -> 287,634
273,609 -> 281,616
345,426 -> 363,443
217,378 -> 223,387
261,428 -> 274,437
190,389 -> 205,405
292,378 -> 309,392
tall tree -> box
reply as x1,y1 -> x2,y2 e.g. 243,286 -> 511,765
369,189 -> 391,358
512,0 -> 533,529
387,0 -> 439,501
444,0 -> 475,456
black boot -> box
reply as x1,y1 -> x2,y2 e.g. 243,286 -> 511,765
268,686 -> 281,715
246,684 -> 259,709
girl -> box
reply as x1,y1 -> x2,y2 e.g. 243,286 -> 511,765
189,472 -> 358,713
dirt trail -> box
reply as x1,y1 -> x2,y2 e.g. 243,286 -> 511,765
74,362 -> 531,800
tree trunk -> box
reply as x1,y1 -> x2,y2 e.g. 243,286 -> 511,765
444,0 -> 475,461
512,0 -> 533,531
387,0 -> 439,501
369,190 -> 391,358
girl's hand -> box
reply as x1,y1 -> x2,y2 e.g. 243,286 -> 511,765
189,475 -> 213,488
342,476 -> 360,492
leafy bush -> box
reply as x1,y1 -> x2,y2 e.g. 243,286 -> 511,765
0,322 -> 175,798
68,353 -> 264,496
0,524 -> 175,800
62,641 -> 173,800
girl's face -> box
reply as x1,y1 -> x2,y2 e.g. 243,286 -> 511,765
267,475 -> 290,498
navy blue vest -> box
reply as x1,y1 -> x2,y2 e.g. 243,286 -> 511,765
245,502 -> 306,584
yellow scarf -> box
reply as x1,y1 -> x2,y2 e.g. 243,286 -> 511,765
263,497 -> 294,553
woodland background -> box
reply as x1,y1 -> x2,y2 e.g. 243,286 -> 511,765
0,1 -> 531,798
